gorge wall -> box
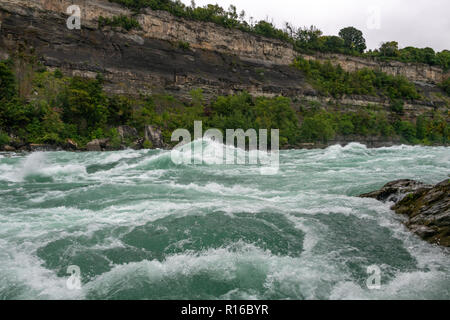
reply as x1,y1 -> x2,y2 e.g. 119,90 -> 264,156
5,0 -> 448,83
0,0 -> 448,115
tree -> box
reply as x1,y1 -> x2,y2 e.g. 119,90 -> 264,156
380,41 -> 399,57
61,77 -> 109,134
300,113 -> 335,143
422,47 -> 437,65
339,27 -> 367,53
440,77 -> 450,95
436,50 -> 450,71
296,25 -> 323,47
0,61 -> 16,101
227,5 -> 238,20
322,36 -> 345,52
253,20 -> 289,41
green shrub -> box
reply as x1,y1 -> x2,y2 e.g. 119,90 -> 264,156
390,99 -> 404,114
1,56 -> 447,149
395,121 -> 417,143
61,76 -> 109,135
414,112 -> 449,144
300,113 -> 335,143
106,128 -> 122,148
0,131 -> 10,146
54,69 -> 63,79
367,47 -> 450,71
0,61 -> 16,102
142,140 -> 153,149
98,15 -> 141,31
293,56 -> 421,100
439,77 -> 450,96
177,41 -> 190,50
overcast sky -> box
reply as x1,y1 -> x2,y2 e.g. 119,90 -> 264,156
180,0 -> 450,51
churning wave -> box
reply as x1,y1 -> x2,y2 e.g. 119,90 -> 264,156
0,142 -> 449,299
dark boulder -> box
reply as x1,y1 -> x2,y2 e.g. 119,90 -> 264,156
360,179 -> 432,203
360,179 -> 450,247
65,139 -> 78,150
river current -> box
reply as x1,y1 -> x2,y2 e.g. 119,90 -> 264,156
0,142 -> 449,299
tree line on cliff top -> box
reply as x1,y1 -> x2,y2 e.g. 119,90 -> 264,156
0,59 -> 448,149
108,0 -> 450,70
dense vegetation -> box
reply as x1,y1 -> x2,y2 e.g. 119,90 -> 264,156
108,0 -> 450,70
298,107 -> 448,145
292,57 -> 421,100
0,59 -> 448,150
367,42 -> 450,71
440,77 -> 450,95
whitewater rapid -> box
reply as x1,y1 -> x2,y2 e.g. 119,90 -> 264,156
0,142 -> 449,299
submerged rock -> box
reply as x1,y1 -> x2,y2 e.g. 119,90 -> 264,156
360,179 -> 450,247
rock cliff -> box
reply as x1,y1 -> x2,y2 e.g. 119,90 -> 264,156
0,0 -> 448,116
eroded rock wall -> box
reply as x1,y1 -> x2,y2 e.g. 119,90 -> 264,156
0,0 -> 448,112
2,0 -> 448,84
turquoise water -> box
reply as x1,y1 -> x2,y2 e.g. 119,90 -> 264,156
0,142 -> 449,299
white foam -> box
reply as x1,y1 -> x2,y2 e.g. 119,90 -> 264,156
330,269 -> 450,300
98,151 -> 142,164
0,242 -> 84,300
1,145 -> 450,299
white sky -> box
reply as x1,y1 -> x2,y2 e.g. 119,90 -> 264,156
180,0 -> 450,51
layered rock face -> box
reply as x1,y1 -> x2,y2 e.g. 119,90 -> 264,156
361,179 -> 450,247
13,0 -> 448,83
0,0 -> 449,146
1,0 -> 448,100
0,0 -> 309,101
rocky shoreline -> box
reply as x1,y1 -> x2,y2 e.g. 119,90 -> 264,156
1,127 -> 447,152
0,125 -> 169,152
361,179 -> 450,247
0,141 -> 447,152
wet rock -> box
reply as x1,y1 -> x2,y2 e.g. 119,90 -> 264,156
130,137 -> 145,150
8,138 -> 27,150
394,180 -> 450,247
86,138 -> 110,152
144,125 -> 166,149
3,145 -> 15,152
360,179 -> 432,203
360,179 -> 450,247
117,125 -> 138,141
29,144 -> 61,152
66,139 -> 78,150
